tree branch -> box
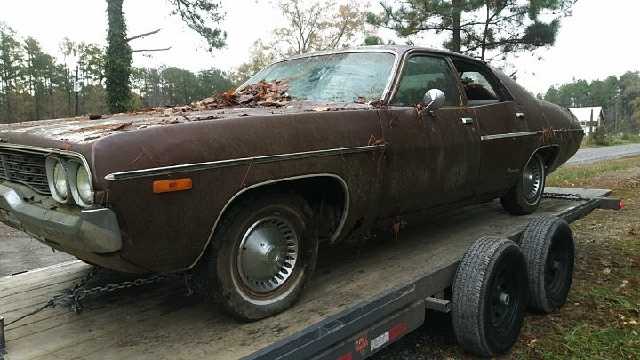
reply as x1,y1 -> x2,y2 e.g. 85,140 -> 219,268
126,28 -> 162,42
132,47 -> 172,53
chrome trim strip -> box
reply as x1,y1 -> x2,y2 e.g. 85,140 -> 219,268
554,128 -> 584,133
105,145 -> 385,181
480,132 -> 538,141
187,173 -> 350,270
526,144 -> 561,170
0,143 -> 93,193
0,143 -> 91,172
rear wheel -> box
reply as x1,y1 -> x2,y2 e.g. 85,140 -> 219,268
501,153 -> 546,215
452,236 -> 528,357
200,193 -> 318,321
521,216 -> 575,313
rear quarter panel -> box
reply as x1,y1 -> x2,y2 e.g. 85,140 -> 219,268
495,71 -> 583,171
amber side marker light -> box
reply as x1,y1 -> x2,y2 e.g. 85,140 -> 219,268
153,178 -> 193,194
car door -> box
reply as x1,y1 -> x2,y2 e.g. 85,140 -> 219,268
451,58 -> 531,196
378,53 -> 480,217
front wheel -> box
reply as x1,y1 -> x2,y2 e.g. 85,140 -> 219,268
501,153 -> 546,215
200,193 -> 318,321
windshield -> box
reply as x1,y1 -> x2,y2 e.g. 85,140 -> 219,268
243,52 -> 396,103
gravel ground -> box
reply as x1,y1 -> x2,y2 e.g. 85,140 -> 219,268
567,143 -> 640,165
0,223 -> 74,276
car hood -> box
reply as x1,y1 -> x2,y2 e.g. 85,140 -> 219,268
0,100 -> 373,145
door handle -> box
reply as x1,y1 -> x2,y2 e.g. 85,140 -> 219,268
461,117 -> 474,125
515,112 -> 526,119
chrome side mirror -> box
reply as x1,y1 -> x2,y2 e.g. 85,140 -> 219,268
422,89 -> 445,112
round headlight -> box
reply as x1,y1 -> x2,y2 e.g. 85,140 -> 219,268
75,166 -> 93,205
52,161 -> 68,200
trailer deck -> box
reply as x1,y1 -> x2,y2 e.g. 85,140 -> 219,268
0,187 -> 614,360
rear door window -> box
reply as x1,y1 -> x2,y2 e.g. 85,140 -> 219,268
452,60 -> 513,106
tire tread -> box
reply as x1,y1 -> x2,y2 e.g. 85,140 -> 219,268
452,236 -> 526,357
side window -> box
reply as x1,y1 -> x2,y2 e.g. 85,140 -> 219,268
453,60 -> 511,106
392,56 -> 460,107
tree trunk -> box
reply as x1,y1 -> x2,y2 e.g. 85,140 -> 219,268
105,0 -> 132,113
481,4 -> 490,60
450,0 -> 463,53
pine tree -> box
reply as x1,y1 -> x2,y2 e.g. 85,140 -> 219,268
368,0 -> 575,61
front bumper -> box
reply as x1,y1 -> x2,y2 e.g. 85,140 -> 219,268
0,182 -> 122,254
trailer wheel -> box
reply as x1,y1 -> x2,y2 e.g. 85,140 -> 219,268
452,236 -> 528,357
521,216 -> 574,313
200,193 -> 318,321
501,153 -> 546,215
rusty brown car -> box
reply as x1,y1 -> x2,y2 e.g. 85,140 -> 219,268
0,46 -> 582,320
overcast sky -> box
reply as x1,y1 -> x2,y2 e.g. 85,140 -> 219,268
2,0 -> 639,94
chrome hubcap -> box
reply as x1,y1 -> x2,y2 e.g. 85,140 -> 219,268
237,216 -> 299,293
523,157 -> 543,203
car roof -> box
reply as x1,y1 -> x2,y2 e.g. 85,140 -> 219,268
285,45 -> 481,63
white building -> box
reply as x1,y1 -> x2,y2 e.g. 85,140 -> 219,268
569,107 -> 604,135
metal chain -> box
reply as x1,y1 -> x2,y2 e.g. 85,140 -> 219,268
62,273 -> 175,313
543,192 -> 589,202
5,269 -> 192,327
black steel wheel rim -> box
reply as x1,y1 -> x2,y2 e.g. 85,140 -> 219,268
545,232 -> 571,296
490,267 -> 520,333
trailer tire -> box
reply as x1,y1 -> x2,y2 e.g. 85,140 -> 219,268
521,216 -> 574,313
452,236 -> 527,357
200,193 -> 318,321
501,153 -> 546,215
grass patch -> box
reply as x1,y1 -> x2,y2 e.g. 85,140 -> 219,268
581,133 -> 640,148
559,325 -> 639,359
547,156 -> 640,187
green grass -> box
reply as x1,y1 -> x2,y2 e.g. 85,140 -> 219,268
557,325 -> 639,360
547,156 -> 640,187
581,132 -> 640,148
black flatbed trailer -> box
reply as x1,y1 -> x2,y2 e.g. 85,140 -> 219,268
0,187 -> 618,360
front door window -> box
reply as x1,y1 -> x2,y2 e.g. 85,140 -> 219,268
392,56 -> 460,107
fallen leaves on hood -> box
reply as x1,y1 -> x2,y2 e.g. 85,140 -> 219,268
191,80 -> 291,110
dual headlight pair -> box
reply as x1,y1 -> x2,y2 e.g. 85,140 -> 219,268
45,157 -> 94,207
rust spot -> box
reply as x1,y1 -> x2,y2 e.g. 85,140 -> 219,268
368,134 -> 386,146
541,127 -> 554,144
369,99 -> 386,109
71,122 -> 133,133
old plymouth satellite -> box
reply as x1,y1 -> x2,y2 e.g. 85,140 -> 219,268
0,46 -> 582,320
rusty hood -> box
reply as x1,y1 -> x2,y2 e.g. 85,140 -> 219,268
0,101 -> 372,145
0,100 -> 377,190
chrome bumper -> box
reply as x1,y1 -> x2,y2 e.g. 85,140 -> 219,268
0,182 -> 122,254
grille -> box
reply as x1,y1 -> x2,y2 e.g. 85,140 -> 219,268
0,149 -> 50,195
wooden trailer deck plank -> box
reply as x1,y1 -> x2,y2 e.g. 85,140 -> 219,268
0,193 -> 606,360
